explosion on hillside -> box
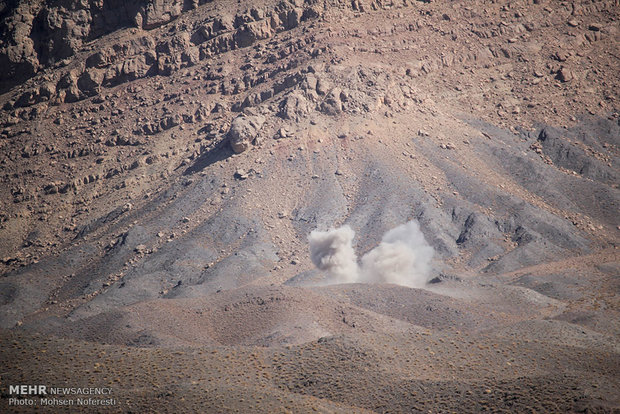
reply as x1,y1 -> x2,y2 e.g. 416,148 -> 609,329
308,221 -> 434,288
0,0 -> 617,411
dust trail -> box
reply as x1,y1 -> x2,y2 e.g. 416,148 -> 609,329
308,221 -> 434,288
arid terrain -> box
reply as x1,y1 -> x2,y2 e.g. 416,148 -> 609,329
0,0 -> 619,412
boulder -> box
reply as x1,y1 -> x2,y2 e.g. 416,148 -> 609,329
140,0 -> 184,29
160,115 -> 181,130
78,68 -> 104,97
557,66 -> 573,82
279,91 -> 311,121
320,88 -> 343,115
228,114 -> 266,153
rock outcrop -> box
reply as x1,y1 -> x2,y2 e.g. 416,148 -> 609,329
0,0 -> 215,94
228,114 -> 266,153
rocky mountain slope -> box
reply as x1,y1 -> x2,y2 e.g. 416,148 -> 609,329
1,0 -> 619,412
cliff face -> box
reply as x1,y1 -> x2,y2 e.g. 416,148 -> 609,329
1,0 -> 326,102
0,0 -> 216,93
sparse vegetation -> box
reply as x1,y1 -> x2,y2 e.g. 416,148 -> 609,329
1,0 -> 619,412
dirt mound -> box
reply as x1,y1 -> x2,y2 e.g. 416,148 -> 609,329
38,285 -> 417,347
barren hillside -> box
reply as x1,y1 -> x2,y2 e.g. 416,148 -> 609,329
1,0 -> 619,412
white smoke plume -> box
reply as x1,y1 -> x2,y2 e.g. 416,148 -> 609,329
308,221 -> 434,288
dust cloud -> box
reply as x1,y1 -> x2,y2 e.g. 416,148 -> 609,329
308,225 -> 360,283
308,221 -> 434,288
